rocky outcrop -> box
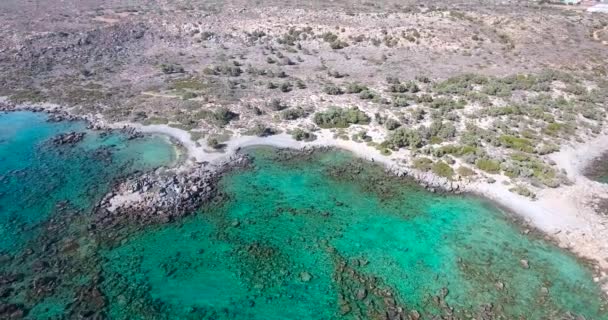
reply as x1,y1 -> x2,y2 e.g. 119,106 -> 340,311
95,154 -> 251,228
50,132 -> 86,145
388,165 -> 466,194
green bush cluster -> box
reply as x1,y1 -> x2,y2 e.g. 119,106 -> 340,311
413,157 -> 433,171
387,81 -> 419,93
510,185 -> 536,199
246,124 -> 278,137
475,158 -> 501,174
384,128 -> 424,149
281,107 -> 309,120
313,107 -> 370,128
203,65 -> 242,77
277,27 -> 313,46
209,108 -> 238,127
323,85 -> 344,95
503,153 -> 561,187
346,83 -> 368,94
160,64 -> 185,74
432,161 -> 455,179
432,144 -> 478,157
457,166 -> 476,177
499,135 -> 534,153
429,120 -> 457,140
291,128 -> 317,141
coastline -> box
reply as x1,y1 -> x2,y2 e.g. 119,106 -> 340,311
106,116 -> 608,276
3,99 -> 608,290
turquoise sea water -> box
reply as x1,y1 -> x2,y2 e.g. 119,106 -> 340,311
101,147 -> 608,319
0,111 -> 176,253
0,113 -> 606,318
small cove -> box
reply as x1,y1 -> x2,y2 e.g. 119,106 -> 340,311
0,113 -> 606,319
102,146 -> 608,319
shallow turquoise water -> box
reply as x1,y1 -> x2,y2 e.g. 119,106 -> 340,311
0,111 -> 176,253
0,114 -> 605,318
102,147 -> 608,319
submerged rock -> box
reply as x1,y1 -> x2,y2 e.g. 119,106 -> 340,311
50,132 -> 86,146
299,271 -> 312,282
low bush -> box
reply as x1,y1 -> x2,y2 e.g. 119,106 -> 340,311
432,161 -> 455,179
323,85 -> 344,95
475,158 -> 501,174
457,166 -> 476,177
313,107 -> 370,128
291,128 -> 317,141
413,157 -> 433,171
160,64 -> 185,74
281,107 -> 309,120
384,128 -> 424,149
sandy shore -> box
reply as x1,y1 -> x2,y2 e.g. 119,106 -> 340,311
4,101 -> 608,288
118,121 -> 608,284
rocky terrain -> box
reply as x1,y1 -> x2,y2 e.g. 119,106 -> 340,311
1,0 -> 607,194
2,0 -> 608,293
96,153 -> 251,228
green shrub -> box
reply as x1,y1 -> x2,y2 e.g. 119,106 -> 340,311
510,185 -> 536,199
384,118 -> 401,130
384,128 -> 424,149
392,96 -> 409,107
203,65 -> 242,77
268,98 -> 287,111
323,85 -> 344,95
346,83 -> 368,93
499,135 -> 534,153
160,64 -> 184,74
313,107 -> 370,128
359,90 -> 376,100
432,161 -> 455,179
457,166 -> 476,177
211,108 -> 239,127
433,73 -> 488,95
280,82 -> 293,92
321,32 -> 338,43
207,137 -> 222,149
475,158 -> 501,174
246,124 -> 278,137
387,81 -> 419,93
433,144 -> 478,157
413,157 -> 433,171
291,128 -> 317,141
330,40 -> 349,50
281,107 -> 309,120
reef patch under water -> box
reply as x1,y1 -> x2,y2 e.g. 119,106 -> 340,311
100,147 -> 608,319
0,111 -> 176,318
0,114 -> 606,319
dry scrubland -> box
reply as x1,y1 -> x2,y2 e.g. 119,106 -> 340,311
2,0 -> 608,274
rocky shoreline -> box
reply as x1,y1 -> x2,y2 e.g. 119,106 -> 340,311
94,154 -> 251,229
3,99 -> 608,294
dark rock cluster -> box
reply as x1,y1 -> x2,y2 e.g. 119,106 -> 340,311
50,132 -> 86,146
95,154 -> 251,228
